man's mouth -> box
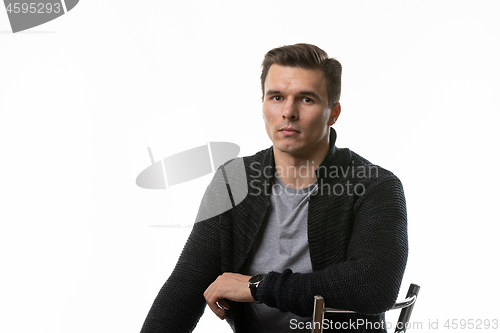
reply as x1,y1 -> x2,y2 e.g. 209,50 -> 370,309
279,126 -> 300,135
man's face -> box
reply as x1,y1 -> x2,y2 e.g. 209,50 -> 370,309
262,64 -> 340,158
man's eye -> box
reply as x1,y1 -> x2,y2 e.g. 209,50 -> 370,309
272,96 -> 282,101
303,97 -> 313,103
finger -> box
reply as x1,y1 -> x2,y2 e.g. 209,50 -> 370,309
204,283 -> 225,319
207,297 -> 225,319
210,298 -> 225,319
212,305 -> 225,320
217,299 -> 230,310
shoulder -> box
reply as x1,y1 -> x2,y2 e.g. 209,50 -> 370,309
330,149 -> 407,220
195,147 -> 272,223
351,149 -> 399,182
333,147 -> 401,182
327,147 -> 405,200
242,147 -> 272,167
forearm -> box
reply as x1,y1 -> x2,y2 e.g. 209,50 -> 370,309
257,253 -> 406,316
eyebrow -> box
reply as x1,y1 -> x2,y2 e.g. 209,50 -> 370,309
265,90 -> 323,101
265,90 -> 283,96
298,91 -> 322,101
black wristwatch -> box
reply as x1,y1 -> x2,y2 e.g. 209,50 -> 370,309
248,273 -> 266,302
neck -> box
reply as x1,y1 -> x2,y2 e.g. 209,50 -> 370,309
273,142 -> 330,189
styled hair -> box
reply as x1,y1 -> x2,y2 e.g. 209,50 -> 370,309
260,43 -> 342,107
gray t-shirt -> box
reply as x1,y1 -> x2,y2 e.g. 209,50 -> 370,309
242,174 -> 318,332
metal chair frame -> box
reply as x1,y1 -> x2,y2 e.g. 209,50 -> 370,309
312,284 -> 420,333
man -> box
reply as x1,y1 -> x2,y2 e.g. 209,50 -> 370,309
140,44 -> 408,332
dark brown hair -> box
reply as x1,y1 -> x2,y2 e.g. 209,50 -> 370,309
260,43 -> 342,107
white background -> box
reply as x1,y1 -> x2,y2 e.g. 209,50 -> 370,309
1,1 -> 499,332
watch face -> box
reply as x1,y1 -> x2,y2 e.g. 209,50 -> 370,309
250,274 -> 265,284
249,274 -> 266,302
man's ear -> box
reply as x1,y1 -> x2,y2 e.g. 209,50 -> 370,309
328,102 -> 341,126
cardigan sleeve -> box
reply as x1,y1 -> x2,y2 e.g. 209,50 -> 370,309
256,175 -> 408,316
139,167 -> 233,332
139,217 -> 222,333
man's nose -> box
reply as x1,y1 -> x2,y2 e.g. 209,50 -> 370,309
282,99 -> 298,120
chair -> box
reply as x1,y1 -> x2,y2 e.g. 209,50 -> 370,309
311,284 -> 420,333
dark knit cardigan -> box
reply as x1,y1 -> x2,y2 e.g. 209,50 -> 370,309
140,129 -> 408,333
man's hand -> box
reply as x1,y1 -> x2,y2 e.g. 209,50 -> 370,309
203,272 -> 255,320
